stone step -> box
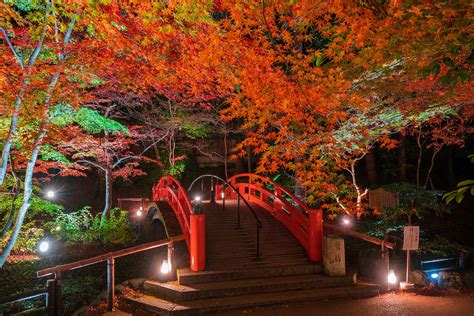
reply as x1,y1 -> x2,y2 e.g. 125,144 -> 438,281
144,273 -> 354,301
177,264 -> 321,285
206,259 -> 311,271
123,283 -> 379,315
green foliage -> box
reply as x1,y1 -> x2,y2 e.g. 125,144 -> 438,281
50,104 -> 128,135
12,223 -> 44,254
382,182 -> 448,218
0,176 -> 62,220
181,122 -> 210,140
163,161 -> 186,178
443,154 -> 474,204
40,144 -> 71,164
360,183 -> 449,248
6,0 -> 42,12
53,207 -> 136,246
418,236 -> 471,257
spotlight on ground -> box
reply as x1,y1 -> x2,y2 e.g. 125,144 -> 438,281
388,269 -> 397,285
160,259 -> 170,274
39,240 -> 49,253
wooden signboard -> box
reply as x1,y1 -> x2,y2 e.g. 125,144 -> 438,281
403,226 -> 420,250
369,188 -> 399,210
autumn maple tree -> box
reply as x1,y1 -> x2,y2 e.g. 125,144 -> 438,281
1,0 -> 472,266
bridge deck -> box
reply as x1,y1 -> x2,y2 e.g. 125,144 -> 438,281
203,200 -> 309,270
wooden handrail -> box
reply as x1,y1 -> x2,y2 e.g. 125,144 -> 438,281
323,223 -> 395,249
37,234 -> 187,278
37,234 -> 186,314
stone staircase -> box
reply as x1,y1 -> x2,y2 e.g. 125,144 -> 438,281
120,201 -> 379,315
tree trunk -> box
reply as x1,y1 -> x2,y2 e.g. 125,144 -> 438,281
0,80 -> 27,185
1,157 -> 20,238
0,127 -> 46,267
424,146 -> 442,189
416,128 -> 423,187
101,168 -> 113,225
398,134 -> 407,182
364,149 -> 378,186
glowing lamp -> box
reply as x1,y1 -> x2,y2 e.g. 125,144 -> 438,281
388,269 -> 397,285
343,218 -> 350,225
46,190 -> 55,198
137,210 -> 142,217
39,241 -> 49,253
160,259 -> 170,274
194,196 -> 201,202
431,273 -> 439,279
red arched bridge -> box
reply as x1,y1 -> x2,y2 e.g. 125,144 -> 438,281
36,173 -> 394,314
152,173 -> 323,272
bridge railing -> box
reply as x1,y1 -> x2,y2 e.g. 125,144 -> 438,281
223,173 -> 323,262
152,175 -> 206,271
152,175 -> 193,249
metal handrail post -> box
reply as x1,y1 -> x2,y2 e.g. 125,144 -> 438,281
256,223 -> 260,259
222,182 -> 226,212
107,258 -> 115,311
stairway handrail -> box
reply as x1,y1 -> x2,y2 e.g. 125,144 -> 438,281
188,174 -> 262,227
189,174 -> 262,259
227,173 -> 318,260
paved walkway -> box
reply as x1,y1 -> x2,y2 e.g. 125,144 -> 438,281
211,292 -> 474,316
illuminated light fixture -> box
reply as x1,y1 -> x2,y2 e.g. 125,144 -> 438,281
55,225 -> 61,232
431,273 -> 439,279
160,259 -> 170,274
137,210 -> 142,217
46,190 -> 55,199
194,196 -> 201,202
388,269 -> 397,285
139,206 -> 143,211
221,192 -> 225,198
343,218 -> 350,225
39,241 -> 49,253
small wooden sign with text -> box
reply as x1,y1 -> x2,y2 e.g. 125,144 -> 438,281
403,226 -> 420,250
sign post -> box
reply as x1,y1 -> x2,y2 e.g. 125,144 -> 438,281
403,226 -> 420,284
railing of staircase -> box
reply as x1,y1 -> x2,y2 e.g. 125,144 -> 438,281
188,174 -> 263,259
152,175 -> 193,249
36,234 -> 187,315
0,289 -> 48,314
227,173 -> 323,262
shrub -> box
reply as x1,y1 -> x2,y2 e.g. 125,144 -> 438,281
53,207 -> 136,246
12,223 -> 44,254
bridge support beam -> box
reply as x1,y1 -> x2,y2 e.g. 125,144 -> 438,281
190,213 -> 206,271
308,209 -> 323,262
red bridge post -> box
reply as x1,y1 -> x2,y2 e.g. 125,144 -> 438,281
190,213 -> 206,271
308,209 -> 323,262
